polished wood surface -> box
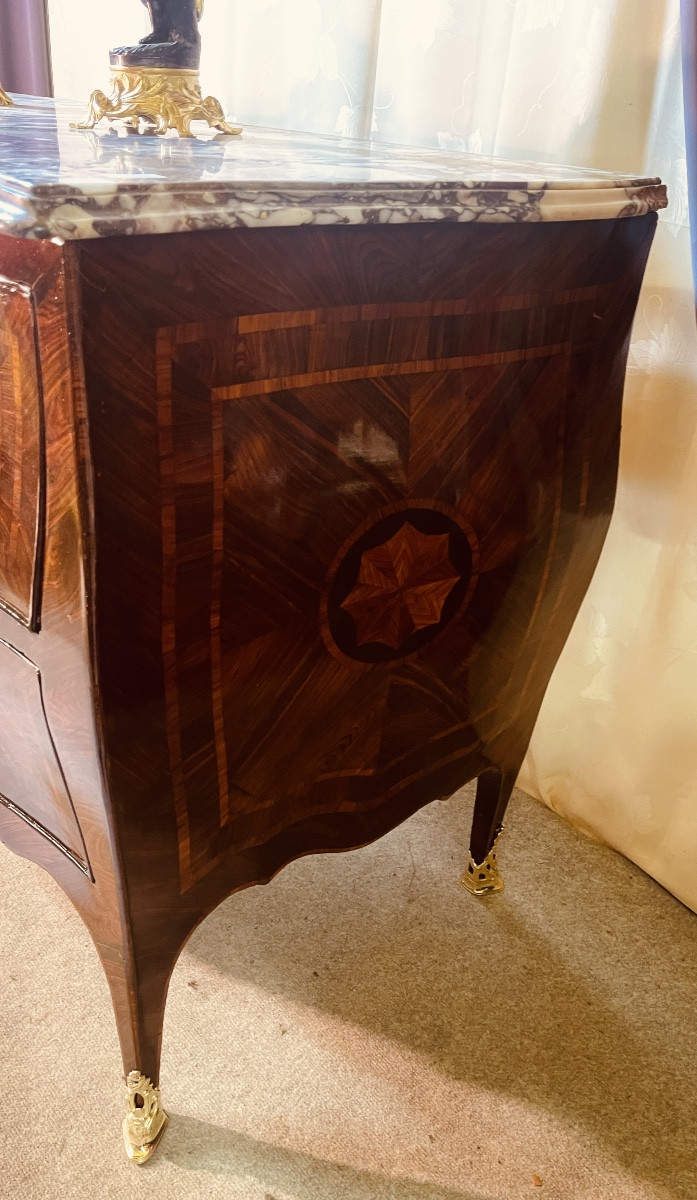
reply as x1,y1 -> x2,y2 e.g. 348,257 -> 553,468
0,214 -> 656,1111
0,278 -> 43,628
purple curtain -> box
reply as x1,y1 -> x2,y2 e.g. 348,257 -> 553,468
682,0 -> 697,302
0,0 -> 53,96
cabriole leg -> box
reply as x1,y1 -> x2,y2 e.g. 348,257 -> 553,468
98,939 -> 178,1164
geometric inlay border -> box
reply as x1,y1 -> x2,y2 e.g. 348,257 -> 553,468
156,299 -> 572,892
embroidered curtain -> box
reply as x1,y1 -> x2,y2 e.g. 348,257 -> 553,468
0,0 -> 52,96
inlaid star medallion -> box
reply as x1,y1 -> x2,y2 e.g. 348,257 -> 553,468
339,521 -> 461,650
324,504 -> 477,663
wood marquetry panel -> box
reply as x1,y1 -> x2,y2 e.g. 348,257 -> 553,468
0,280 -> 43,628
157,298 -> 576,889
0,639 -> 90,875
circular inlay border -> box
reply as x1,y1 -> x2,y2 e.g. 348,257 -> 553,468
320,501 -> 480,664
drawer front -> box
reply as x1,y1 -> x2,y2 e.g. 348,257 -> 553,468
0,280 -> 43,629
0,639 -> 89,875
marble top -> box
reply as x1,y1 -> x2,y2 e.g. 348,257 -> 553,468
0,95 -> 667,241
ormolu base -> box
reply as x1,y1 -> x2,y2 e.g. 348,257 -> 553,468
123,1071 -> 169,1164
74,68 -> 241,137
0,85 -> 13,107
461,830 -> 505,896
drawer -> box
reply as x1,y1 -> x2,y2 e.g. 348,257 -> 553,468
0,639 -> 89,875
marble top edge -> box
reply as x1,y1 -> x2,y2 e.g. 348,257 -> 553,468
0,96 -> 668,240
6,177 -> 663,205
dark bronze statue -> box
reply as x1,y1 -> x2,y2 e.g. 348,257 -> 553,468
111,0 -> 204,71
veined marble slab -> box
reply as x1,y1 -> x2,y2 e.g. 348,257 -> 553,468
0,95 -> 667,242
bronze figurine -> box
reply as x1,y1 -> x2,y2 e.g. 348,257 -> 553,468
111,0 -> 204,71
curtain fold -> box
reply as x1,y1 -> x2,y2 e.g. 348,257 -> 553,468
682,0 -> 697,299
0,0 -> 53,96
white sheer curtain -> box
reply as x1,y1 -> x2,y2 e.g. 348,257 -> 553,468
47,0 -> 697,911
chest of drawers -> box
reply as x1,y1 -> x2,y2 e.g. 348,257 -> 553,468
0,97 -> 665,1161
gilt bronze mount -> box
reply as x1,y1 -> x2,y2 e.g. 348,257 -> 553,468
0,84 -> 13,107
461,828 -> 505,896
123,1071 -> 169,1164
76,0 -> 240,137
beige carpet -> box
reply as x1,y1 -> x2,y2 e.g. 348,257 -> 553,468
1,786 -> 695,1199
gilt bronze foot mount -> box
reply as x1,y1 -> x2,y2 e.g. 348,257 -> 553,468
461,828 -> 505,896
123,1071 -> 169,1164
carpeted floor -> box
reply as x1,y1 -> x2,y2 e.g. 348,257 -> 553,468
1,785 -> 695,1199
